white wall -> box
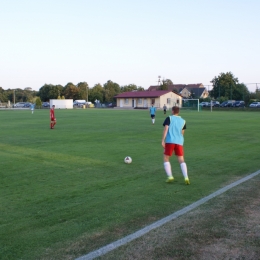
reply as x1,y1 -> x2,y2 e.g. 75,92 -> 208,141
50,99 -> 73,109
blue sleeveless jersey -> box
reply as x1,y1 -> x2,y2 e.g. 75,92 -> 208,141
165,115 -> 186,145
150,106 -> 156,115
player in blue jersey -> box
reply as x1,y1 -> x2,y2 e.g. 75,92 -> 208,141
30,103 -> 35,114
161,106 -> 190,184
149,104 -> 156,124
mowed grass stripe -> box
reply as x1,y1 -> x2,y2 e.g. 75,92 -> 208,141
0,109 -> 260,260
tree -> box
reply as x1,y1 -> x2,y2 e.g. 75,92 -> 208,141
63,83 -> 79,100
89,83 -> 104,103
210,72 -> 249,101
159,79 -> 173,90
121,84 -> 144,92
103,80 -> 120,103
38,84 -> 63,101
0,87 -> 8,102
137,86 -> 144,91
77,82 -> 89,100
35,97 -> 42,109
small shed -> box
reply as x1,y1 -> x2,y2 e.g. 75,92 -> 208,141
50,99 -> 73,109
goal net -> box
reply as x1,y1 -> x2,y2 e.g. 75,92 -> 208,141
181,99 -> 200,112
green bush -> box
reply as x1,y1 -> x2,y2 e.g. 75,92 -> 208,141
35,97 -> 42,109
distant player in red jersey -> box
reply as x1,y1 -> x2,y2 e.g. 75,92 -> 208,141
50,105 -> 56,129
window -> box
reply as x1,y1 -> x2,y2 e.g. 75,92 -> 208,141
177,99 -> 179,104
151,98 -> 155,104
167,98 -> 171,104
124,98 -> 129,104
138,98 -> 142,104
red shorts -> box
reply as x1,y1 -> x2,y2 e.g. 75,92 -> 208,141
164,143 -> 184,156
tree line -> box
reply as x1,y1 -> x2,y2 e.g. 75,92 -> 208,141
0,73 -> 259,104
0,80 -> 144,104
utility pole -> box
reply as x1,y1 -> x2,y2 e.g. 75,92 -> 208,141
86,85 -> 88,103
158,76 -> 161,86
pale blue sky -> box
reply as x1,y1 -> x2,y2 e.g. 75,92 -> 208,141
0,0 -> 259,92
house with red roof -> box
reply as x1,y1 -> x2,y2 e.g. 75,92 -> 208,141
148,83 -> 209,98
114,90 -> 182,109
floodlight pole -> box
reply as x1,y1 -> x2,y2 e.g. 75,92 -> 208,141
230,83 -> 232,100
158,76 -> 161,86
86,86 -> 88,103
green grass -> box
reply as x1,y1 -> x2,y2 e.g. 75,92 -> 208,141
1,108 -> 260,259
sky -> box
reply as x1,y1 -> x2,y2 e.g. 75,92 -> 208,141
0,0 -> 259,92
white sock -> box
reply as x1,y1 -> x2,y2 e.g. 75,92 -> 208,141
180,162 -> 188,179
152,119 -> 155,124
164,162 -> 172,178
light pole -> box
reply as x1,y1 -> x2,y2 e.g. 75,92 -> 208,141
230,84 -> 232,100
86,86 -> 88,103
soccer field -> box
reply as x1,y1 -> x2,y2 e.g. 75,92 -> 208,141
1,109 -> 260,259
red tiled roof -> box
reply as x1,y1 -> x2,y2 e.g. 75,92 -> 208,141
114,90 -> 180,98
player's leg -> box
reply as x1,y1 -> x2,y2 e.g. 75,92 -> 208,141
50,119 -> 55,129
151,115 -> 155,124
163,144 -> 174,182
175,145 -> 190,184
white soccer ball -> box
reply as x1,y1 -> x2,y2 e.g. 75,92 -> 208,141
124,156 -> 132,164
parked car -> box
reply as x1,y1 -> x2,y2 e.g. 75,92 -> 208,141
249,102 -> 260,108
14,102 -> 26,108
73,100 -> 88,107
226,101 -> 235,107
73,101 -> 84,107
23,102 -> 32,108
220,101 -> 229,107
107,103 -> 116,107
199,102 -> 209,107
232,101 -> 245,107
207,101 -> 220,107
42,102 -> 50,107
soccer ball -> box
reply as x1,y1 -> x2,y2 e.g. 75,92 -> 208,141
124,156 -> 132,164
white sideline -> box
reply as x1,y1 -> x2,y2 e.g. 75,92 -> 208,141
75,170 -> 260,260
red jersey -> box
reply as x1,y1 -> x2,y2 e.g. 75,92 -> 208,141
50,108 -> 55,120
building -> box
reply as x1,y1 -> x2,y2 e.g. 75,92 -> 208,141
180,87 -> 209,98
147,83 -> 209,99
114,90 -> 182,109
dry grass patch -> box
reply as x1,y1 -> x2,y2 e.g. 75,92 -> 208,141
97,175 -> 260,260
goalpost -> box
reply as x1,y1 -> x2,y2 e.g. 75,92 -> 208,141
181,99 -> 200,112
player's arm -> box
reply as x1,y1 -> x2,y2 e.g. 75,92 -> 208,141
182,123 -> 187,135
162,125 -> 169,148
162,117 -> 170,148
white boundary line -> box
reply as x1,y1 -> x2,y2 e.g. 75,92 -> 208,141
75,170 -> 260,260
